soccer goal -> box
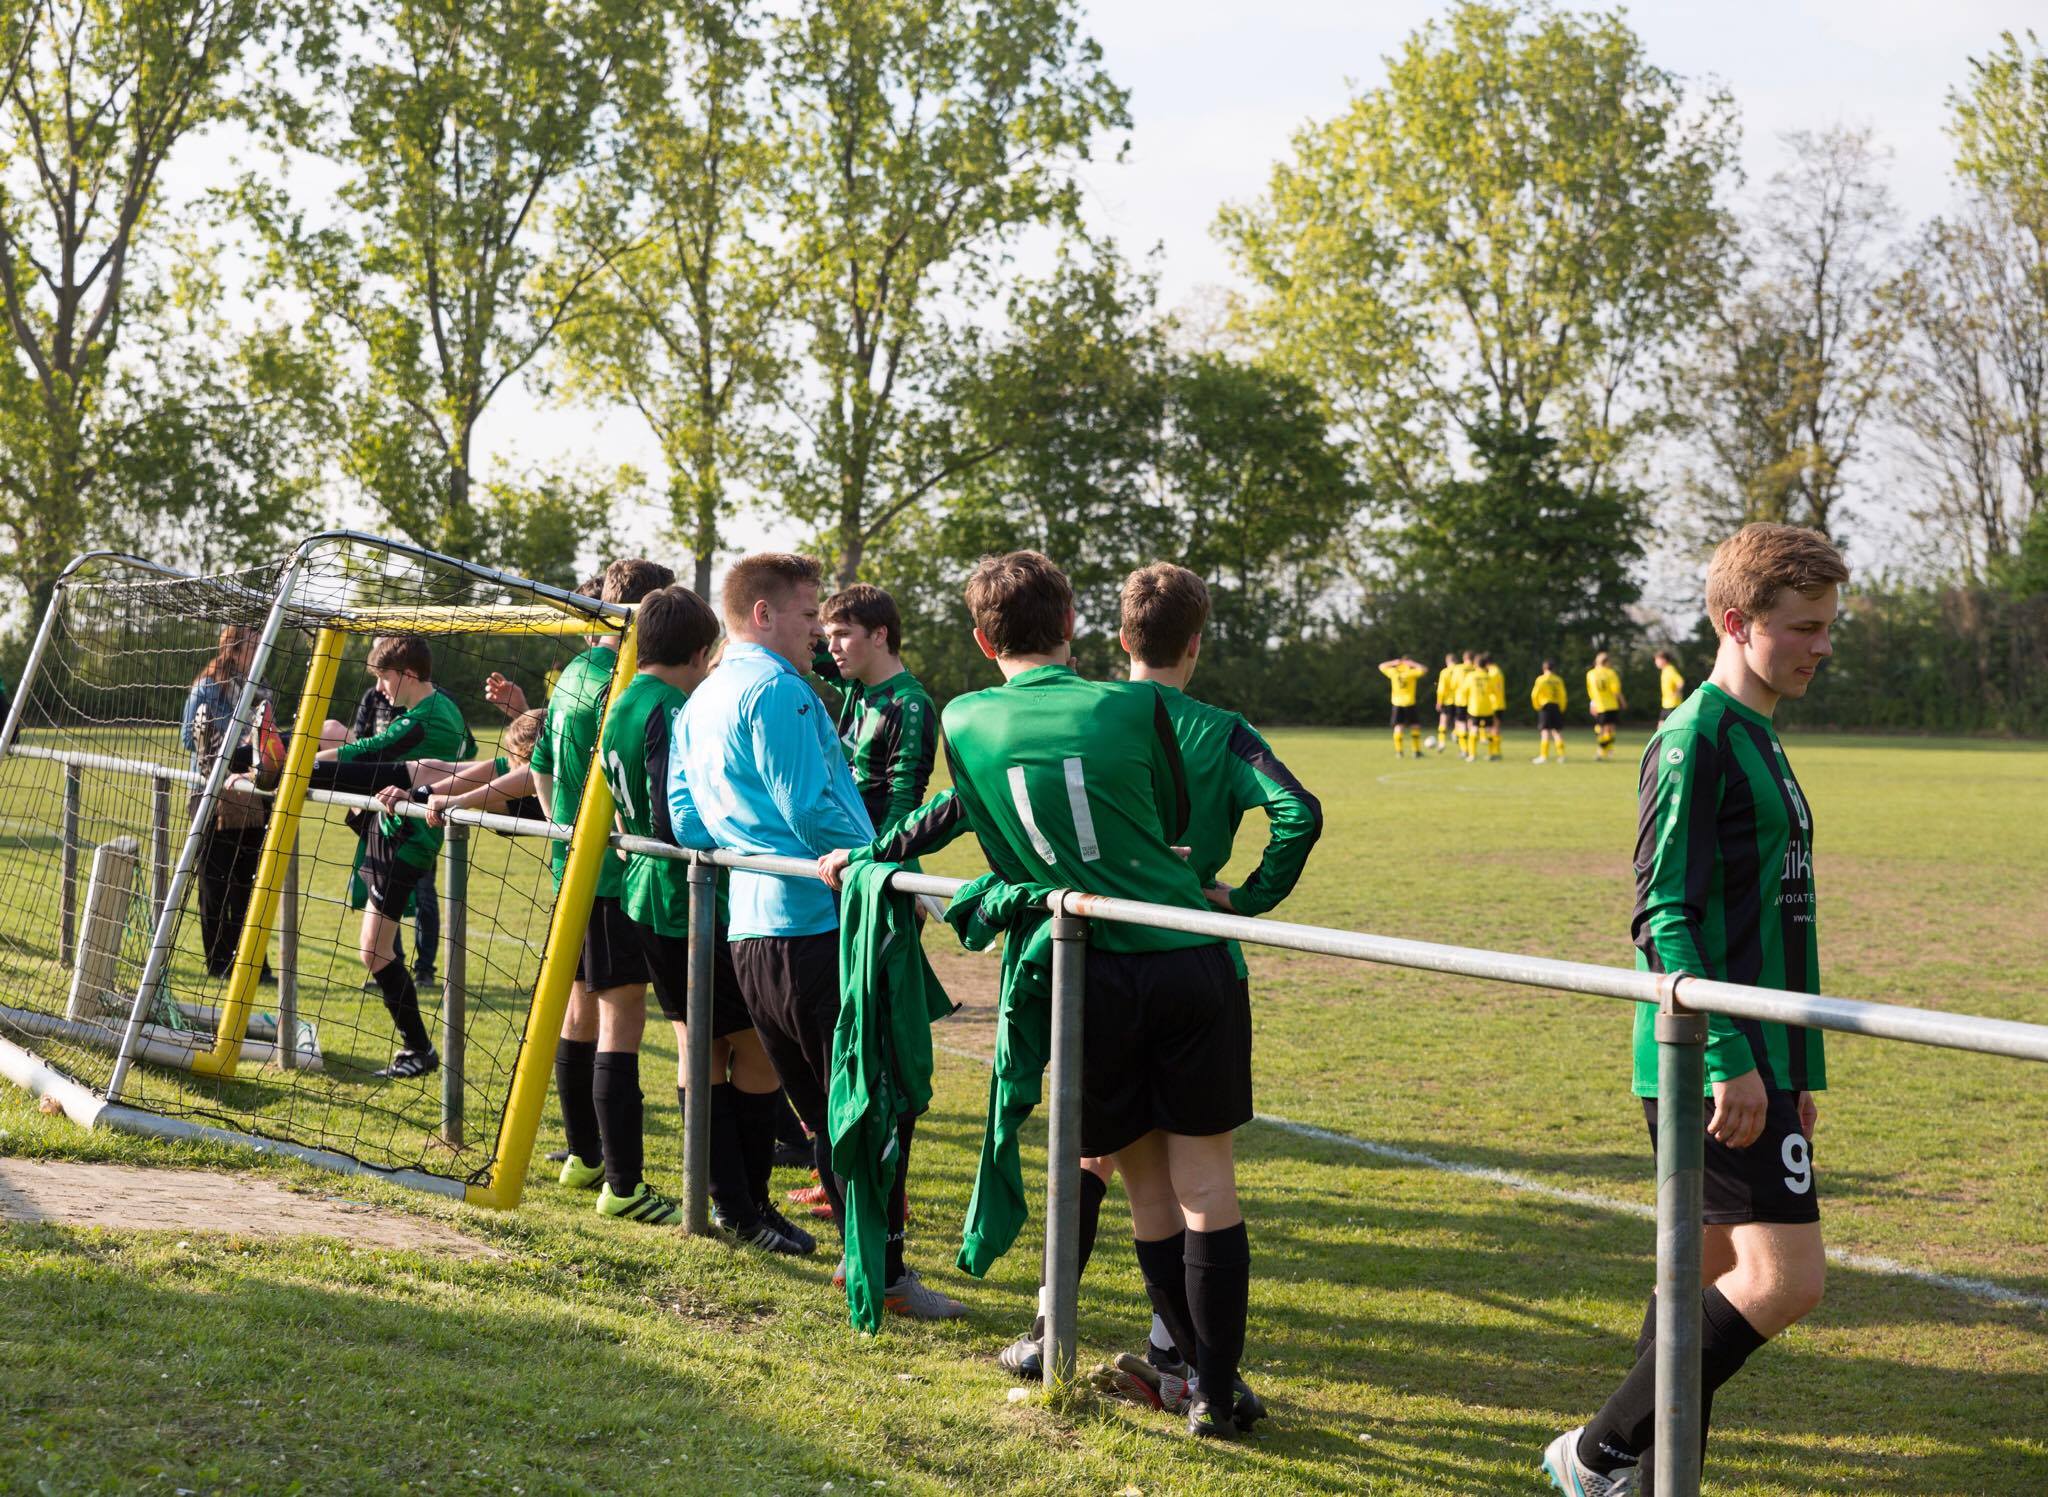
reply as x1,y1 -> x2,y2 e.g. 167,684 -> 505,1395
0,532 -> 636,1208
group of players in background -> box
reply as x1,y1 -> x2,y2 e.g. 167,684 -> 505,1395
1378,647 -> 1690,764
223,518 -> 1852,1481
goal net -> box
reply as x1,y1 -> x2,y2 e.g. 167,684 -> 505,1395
0,533 -> 635,1206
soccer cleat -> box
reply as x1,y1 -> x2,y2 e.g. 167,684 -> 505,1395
884,1269 -> 968,1321
1095,1351 -> 1192,1414
997,1334 -> 1044,1381
374,1047 -> 438,1079
714,1211 -> 808,1256
759,1203 -> 817,1255
1186,1394 -> 1242,1440
545,1148 -> 572,1164
557,1153 -> 604,1190
1230,1379 -> 1269,1429
1541,1427 -> 1637,1495
831,1255 -> 847,1289
1533,755 -> 1548,764
596,1180 -> 686,1225
787,1180 -> 830,1206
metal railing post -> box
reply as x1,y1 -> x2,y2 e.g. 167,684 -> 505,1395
150,776 -> 171,923
682,855 -> 716,1235
276,842 -> 298,1070
1040,903 -> 1088,1391
1654,984 -> 1708,1497
440,822 -> 469,1146
59,762 -> 82,965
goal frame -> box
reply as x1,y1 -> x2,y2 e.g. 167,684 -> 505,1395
0,531 -> 638,1210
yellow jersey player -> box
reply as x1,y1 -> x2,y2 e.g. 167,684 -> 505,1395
1529,661 -> 1567,763
1459,653 -> 1503,761
1431,652 -> 1462,755
1483,655 -> 1506,760
1379,656 -> 1429,757
1585,651 -> 1626,759
1656,651 -> 1686,723
1454,650 -> 1478,757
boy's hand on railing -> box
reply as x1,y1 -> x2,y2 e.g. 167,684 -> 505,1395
424,794 -> 457,828
373,785 -> 410,813
818,848 -> 853,891
1708,1069 -> 1768,1150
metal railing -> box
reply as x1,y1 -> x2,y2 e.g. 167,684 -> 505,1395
10,746 -> 2048,1495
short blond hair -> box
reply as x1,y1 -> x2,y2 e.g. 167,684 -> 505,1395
1704,524 -> 1850,636
721,553 -> 823,630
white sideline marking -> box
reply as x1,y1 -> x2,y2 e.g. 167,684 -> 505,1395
932,1042 -> 2048,1315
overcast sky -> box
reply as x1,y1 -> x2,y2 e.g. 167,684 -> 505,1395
179,0 -> 2047,569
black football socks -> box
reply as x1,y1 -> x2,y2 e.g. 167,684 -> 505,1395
555,1038 -> 601,1165
593,1051 -> 643,1196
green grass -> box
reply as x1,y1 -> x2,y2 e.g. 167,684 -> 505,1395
4,727 -> 2047,1494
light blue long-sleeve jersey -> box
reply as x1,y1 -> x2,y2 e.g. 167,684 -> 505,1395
668,642 -> 877,939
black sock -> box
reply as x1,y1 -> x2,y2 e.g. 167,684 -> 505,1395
371,960 -> 430,1052
885,1114 -> 915,1284
1634,1290 -> 1658,1361
813,1131 -> 846,1231
735,1087 -> 778,1208
1132,1232 -> 1199,1369
1076,1168 -> 1107,1278
554,1038 -> 601,1165
592,1051 -> 643,1196
705,1083 -> 760,1230
1579,1286 -> 1769,1476
1185,1222 -> 1250,1407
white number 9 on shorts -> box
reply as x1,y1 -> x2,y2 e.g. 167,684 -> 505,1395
1781,1134 -> 1813,1194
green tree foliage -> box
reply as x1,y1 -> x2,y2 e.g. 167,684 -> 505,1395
0,0 -> 311,613
1218,0 -> 1737,510
243,0 -> 666,558
551,0 -> 786,597
767,0 -> 1130,585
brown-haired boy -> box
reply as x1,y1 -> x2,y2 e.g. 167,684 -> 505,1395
822,583 -> 938,839
1545,523 -> 1848,1495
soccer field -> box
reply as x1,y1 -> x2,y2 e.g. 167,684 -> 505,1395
3,730 -> 2045,1495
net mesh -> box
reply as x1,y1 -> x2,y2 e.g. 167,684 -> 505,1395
0,537 -> 625,1189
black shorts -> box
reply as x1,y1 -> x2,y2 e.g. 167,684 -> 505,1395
1468,712 -> 1495,731
579,895 -> 648,992
1593,711 -> 1618,730
359,826 -> 430,919
729,932 -> 839,1134
1390,703 -> 1419,727
1452,706 -> 1469,727
1644,1091 -> 1820,1225
1537,704 -> 1563,731
1082,942 -> 1252,1157
637,925 -> 753,1036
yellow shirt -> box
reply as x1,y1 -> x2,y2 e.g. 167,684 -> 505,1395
1659,663 -> 1686,709
1435,666 -> 1463,708
1380,662 -> 1427,707
1530,672 -> 1566,710
1485,664 -> 1506,714
1459,672 -> 1490,715
1586,665 -> 1622,714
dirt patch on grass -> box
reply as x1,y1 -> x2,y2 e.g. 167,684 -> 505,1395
0,1160 -> 498,1258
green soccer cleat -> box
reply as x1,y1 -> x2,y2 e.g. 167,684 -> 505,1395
1542,1427 -> 1637,1495
595,1180 -> 685,1225
557,1153 -> 604,1191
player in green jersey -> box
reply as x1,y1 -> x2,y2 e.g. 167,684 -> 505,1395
991,562 -> 1322,1416
1545,523 -> 1849,1497
598,586 -> 814,1253
309,636 -> 474,1077
822,584 -> 938,839
824,551 -> 1268,1438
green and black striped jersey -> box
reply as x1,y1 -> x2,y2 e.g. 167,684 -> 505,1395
1631,681 -> 1824,1097
868,664 -> 1219,956
1154,685 -> 1322,916
529,644 -> 621,896
839,669 -> 937,838
600,672 -> 691,935
335,686 -> 473,869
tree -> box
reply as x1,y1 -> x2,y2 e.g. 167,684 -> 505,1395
0,0 -> 292,612
1218,0 -> 1737,512
767,0 -> 1129,585
552,0 -> 786,596
243,0 -> 666,558
1672,127 -> 1902,542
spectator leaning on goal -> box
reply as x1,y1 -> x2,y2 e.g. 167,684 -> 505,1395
824,550 -> 1271,1438
1544,522 -> 1849,1496
308,635 -> 474,1079
668,552 -> 965,1320
180,624 -> 276,985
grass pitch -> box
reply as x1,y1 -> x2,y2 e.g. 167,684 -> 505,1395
3,726 -> 2046,1495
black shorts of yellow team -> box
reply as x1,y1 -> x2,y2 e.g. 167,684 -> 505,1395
1536,704 -> 1563,731
1592,710 -> 1619,730
1081,941 -> 1252,1158
1467,712 -> 1496,731
1390,703 -> 1419,727
1643,1087 -> 1819,1225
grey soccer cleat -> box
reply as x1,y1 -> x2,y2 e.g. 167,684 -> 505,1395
882,1269 -> 968,1321
1542,1427 -> 1637,1496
